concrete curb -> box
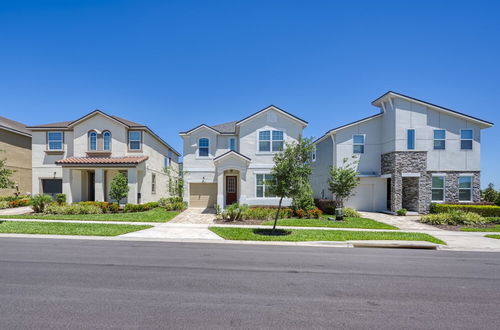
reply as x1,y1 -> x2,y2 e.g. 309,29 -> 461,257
348,240 -> 439,250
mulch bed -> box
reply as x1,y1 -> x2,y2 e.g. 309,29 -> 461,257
214,219 -> 267,225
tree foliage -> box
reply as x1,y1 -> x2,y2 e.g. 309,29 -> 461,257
482,183 -> 498,204
0,151 -> 15,189
328,157 -> 360,208
109,173 -> 129,203
164,165 -> 184,199
291,182 -> 316,212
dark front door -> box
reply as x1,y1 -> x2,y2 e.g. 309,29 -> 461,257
88,172 -> 95,201
225,176 -> 237,205
41,179 -> 62,199
386,178 -> 391,210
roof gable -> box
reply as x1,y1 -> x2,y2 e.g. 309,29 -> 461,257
236,105 -> 308,127
213,150 -> 251,163
0,116 -> 31,137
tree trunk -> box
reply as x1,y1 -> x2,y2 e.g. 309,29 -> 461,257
272,196 -> 284,232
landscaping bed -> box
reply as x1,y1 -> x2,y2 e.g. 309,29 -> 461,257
209,227 -> 445,244
0,221 -> 152,236
485,235 -> 500,240
261,217 -> 397,229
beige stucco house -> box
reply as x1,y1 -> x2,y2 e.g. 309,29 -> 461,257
180,105 -> 308,209
0,116 -> 32,196
28,110 -> 180,204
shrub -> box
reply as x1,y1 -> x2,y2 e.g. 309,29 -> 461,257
0,195 -> 30,202
44,203 -> 103,215
240,207 -> 293,221
291,183 -> 316,212
307,208 -> 323,219
397,208 -> 408,216
55,193 -> 66,205
295,209 -> 306,218
221,203 -> 248,221
421,210 -> 486,226
7,198 -> 31,208
485,217 -> 500,224
342,208 -> 361,218
124,204 -> 146,213
79,201 -> 119,213
429,203 -> 500,217
314,199 -> 336,214
164,201 -> 187,211
0,201 -> 9,209
31,194 -> 53,212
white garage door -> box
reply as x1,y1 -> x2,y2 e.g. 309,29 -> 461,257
345,184 -> 375,211
189,183 -> 217,208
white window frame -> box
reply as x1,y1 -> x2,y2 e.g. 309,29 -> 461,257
198,137 -> 210,157
312,145 -> 317,162
103,131 -> 111,151
151,173 -> 156,194
460,129 -> 473,150
407,129 -> 415,150
128,131 -> 142,150
47,131 -> 63,151
164,156 -> 170,169
228,137 -> 237,151
431,175 -> 446,202
255,173 -> 276,198
458,175 -> 473,202
88,131 -> 97,151
257,129 -> 285,153
352,134 -> 365,154
433,130 -> 446,150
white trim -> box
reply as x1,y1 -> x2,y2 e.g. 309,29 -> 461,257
458,175 -> 473,202
184,168 -> 216,172
256,128 -> 285,154
431,175 -> 446,203
180,124 -> 220,136
401,172 -> 420,177
197,137 -> 210,158
47,131 -> 64,151
459,173 -> 475,177
460,128 -> 473,150
432,173 -> 447,176
236,106 -> 308,127
433,129 -> 446,150
103,131 -> 112,151
255,173 -> 276,199
314,114 -> 383,145
248,164 -> 274,169
352,134 -> 365,154
380,174 -> 391,179
128,130 -> 142,151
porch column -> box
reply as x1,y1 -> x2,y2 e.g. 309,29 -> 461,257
94,168 -> 105,202
62,168 -> 73,204
127,168 -> 138,204
216,170 -> 224,208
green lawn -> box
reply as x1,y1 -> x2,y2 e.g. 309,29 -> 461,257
262,217 -> 397,230
485,235 -> 500,240
0,208 -> 180,223
0,221 -> 152,236
209,227 -> 445,244
460,225 -> 500,232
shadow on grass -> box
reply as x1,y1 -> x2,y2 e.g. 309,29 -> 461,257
253,228 -> 291,236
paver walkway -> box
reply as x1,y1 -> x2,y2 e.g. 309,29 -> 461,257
359,211 -> 441,231
169,208 -> 216,224
0,206 -> 33,216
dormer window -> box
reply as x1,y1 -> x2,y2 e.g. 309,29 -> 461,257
88,131 -> 97,151
198,138 -> 209,157
129,131 -> 142,150
103,131 -> 111,151
47,131 -> 63,150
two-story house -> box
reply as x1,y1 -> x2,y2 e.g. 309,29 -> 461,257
0,116 -> 32,196
312,91 -> 494,213
180,106 -> 308,209
28,110 -> 180,204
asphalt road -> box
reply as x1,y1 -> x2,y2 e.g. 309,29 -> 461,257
0,238 -> 499,329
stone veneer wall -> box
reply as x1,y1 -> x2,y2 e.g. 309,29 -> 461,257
425,171 -> 481,205
402,177 -> 419,211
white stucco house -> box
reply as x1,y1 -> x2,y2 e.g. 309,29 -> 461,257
180,105 -> 308,209
311,91 -> 494,213
28,110 -> 180,204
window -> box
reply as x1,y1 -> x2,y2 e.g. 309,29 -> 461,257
47,131 -> 63,150
353,135 -> 365,154
459,176 -> 472,201
103,131 -> 111,151
460,129 -> 473,150
198,138 -> 209,157
311,145 -> 316,162
433,130 -> 446,150
431,176 -> 445,202
407,129 -> 415,150
229,138 -> 237,151
88,131 -> 97,151
164,156 -> 170,169
256,174 -> 276,198
258,130 -> 284,152
152,173 -> 156,194
129,131 -> 141,150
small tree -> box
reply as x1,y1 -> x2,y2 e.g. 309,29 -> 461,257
164,165 -> 184,199
328,157 -> 359,208
267,136 -> 314,231
482,183 -> 498,203
0,151 -> 15,189
109,173 -> 129,204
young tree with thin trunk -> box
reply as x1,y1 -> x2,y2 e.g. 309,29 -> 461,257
267,136 -> 314,232
328,157 -> 359,208
109,173 -> 129,204
0,151 -> 15,190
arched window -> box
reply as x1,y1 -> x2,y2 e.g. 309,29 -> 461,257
103,131 -> 111,151
88,131 -> 97,151
198,138 -> 209,157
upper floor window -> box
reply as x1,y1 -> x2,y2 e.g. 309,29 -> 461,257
103,131 -> 111,151
88,131 -> 97,151
311,145 -> 317,162
198,138 -> 209,157
47,131 -> 63,150
229,138 -> 237,151
431,175 -> 445,202
458,176 -> 472,201
433,130 -> 446,150
460,129 -> 473,150
259,130 -> 284,152
353,134 -> 365,154
407,129 -> 415,150
129,131 -> 141,150
256,174 -> 276,198
151,173 -> 156,194
164,156 -> 170,168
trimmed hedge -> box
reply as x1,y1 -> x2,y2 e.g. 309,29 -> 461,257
430,203 -> 500,217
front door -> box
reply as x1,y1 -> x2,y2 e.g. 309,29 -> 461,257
225,176 -> 237,205
88,171 -> 95,201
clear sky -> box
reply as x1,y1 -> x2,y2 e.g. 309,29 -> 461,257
1,0 -> 499,187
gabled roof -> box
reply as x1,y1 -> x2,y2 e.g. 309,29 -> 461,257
213,150 -> 251,163
236,105 -> 308,127
372,91 -> 494,127
314,113 -> 383,144
0,116 -> 31,137
211,121 -> 237,134
56,156 -> 148,166
28,110 -> 180,156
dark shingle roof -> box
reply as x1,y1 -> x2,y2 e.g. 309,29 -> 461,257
210,121 -> 237,134
0,116 -> 31,136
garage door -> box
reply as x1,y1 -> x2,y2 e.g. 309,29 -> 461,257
345,184 -> 374,211
189,183 -> 217,208
41,179 -> 62,199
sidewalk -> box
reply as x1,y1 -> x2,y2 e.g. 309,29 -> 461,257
0,206 -> 32,216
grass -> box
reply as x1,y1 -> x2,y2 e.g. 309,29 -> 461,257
261,217 -> 398,230
209,227 -> 446,245
0,208 -> 180,223
485,235 -> 500,240
460,225 -> 500,232
0,221 -> 152,236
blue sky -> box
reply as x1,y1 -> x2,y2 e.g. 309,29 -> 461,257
1,0 -> 499,187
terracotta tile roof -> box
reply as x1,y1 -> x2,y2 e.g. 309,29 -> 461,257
56,156 -> 149,165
